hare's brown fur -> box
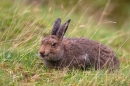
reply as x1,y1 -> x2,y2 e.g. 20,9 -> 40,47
39,18 -> 120,71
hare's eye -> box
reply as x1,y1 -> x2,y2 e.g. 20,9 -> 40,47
52,42 -> 57,47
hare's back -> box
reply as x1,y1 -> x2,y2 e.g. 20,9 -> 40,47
63,37 -> 116,58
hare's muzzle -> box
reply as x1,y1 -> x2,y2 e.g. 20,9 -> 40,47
39,51 -> 49,58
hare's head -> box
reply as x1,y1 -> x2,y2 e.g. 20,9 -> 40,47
39,18 -> 71,61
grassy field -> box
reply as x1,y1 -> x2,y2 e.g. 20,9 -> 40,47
0,1 -> 130,86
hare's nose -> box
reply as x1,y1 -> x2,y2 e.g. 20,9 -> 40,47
39,52 -> 44,55
39,51 -> 45,56
39,51 -> 48,57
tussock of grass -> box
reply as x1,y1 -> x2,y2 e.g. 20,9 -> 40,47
0,0 -> 130,86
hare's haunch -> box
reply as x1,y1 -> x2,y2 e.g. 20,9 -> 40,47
39,18 -> 120,71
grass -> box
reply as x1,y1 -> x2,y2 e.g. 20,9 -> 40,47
0,0 -> 130,86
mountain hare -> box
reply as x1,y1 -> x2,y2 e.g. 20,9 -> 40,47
39,18 -> 120,71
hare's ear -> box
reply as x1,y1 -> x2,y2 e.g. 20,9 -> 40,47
51,18 -> 61,35
57,19 -> 71,39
